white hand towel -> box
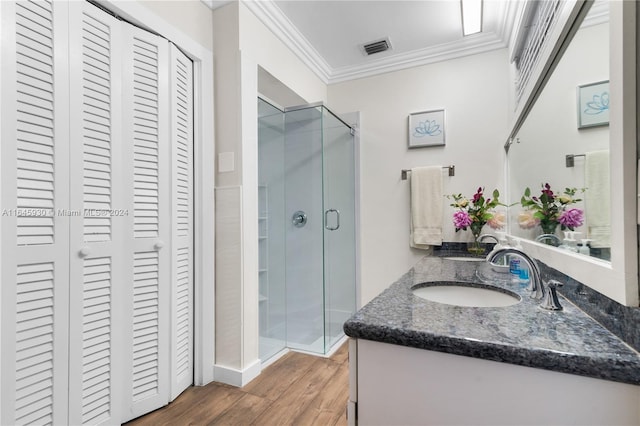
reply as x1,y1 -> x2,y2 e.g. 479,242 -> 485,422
410,166 -> 443,249
585,150 -> 610,248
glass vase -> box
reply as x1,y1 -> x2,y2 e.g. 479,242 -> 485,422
540,221 -> 559,246
467,222 -> 485,255
540,221 -> 558,234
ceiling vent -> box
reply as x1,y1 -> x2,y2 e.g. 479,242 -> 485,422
362,38 -> 391,56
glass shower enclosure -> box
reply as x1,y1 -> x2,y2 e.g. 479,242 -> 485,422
257,98 -> 356,361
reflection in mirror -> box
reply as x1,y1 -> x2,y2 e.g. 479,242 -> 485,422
508,1 -> 610,261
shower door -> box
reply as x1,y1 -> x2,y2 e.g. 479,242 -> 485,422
283,104 -> 356,354
284,105 -> 325,353
321,108 -> 356,351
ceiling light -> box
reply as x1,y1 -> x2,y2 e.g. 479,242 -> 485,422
461,0 -> 483,36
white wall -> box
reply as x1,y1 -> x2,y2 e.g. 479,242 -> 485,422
328,49 -> 510,304
133,0 -> 213,51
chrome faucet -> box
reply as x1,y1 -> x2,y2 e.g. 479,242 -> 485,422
480,234 -> 507,265
478,234 -> 499,244
535,233 -> 561,246
540,280 -> 564,310
487,248 -> 545,300
487,248 -> 564,310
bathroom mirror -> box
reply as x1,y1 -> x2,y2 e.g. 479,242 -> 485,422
506,0 -> 638,306
508,1 -> 610,261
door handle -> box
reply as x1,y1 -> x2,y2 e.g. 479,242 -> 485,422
325,209 -> 340,231
154,240 -> 165,251
78,246 -> 92,258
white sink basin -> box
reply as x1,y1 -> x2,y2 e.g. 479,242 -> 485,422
412,282 -> 521,307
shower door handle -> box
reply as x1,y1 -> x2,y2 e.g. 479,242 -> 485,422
325,209 -> 340,231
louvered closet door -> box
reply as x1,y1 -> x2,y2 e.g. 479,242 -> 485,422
67,2 -> 124,424
120,24 -> 172,423
1,2 -> 195,424
0,1 -> 71,425
169,43 -> 194,400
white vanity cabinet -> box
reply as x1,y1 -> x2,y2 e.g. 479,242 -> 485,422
348,339 -> 640,426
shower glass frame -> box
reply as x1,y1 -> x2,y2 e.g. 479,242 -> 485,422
257,98 -> 356,360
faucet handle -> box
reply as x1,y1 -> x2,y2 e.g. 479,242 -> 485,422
540,279 -> 564,311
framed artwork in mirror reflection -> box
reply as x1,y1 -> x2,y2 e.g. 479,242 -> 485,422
408,109 -> 445,148
577,80 -> 609,129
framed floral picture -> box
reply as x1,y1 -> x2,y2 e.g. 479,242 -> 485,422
408,109 -> 445,148
577,80 -> 609,129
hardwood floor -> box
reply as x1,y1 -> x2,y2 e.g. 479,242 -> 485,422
125,342 -> 350,426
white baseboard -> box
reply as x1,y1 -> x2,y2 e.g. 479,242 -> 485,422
213,359 -> 262,387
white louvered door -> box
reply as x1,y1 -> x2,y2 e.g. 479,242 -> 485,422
67,2 -> 123,424
169,43 -> 194,400
0,1 -> 71,425
1,2 -> 195,424
120,23 -> 171,423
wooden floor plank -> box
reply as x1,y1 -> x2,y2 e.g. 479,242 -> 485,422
207,392 -> 273,426
294,407 -> 338,426
252,358 -> 341,425
175,385 -> 246,425
241,351 -> 317,400
292,363 -> 349,425
309,359 -> 350,411
330,341 -> 349,365
319,408 -> 348,426
125,341 -> 350,426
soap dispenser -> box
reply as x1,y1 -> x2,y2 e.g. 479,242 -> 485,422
518,265 -> 530,288
579,239 -> 592,256
487,231 -> 509,266
560,232 -> 579,252
508,239 -> 525,283
570,232 -> 582,252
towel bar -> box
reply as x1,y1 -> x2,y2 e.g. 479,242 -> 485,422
401,165 -> 455,180
566,154 -> 585,167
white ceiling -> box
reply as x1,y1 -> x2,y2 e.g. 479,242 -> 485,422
204,0 -> 519,84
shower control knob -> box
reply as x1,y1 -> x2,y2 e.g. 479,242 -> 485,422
292,211 -> 307,228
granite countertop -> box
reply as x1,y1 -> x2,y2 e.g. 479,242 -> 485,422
344,254 -> 640,386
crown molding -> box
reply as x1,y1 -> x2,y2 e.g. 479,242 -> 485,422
243,0 -> 518,85
328,33 -> 508,84
242,0 -> 332,83
201,0 -> 234,10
